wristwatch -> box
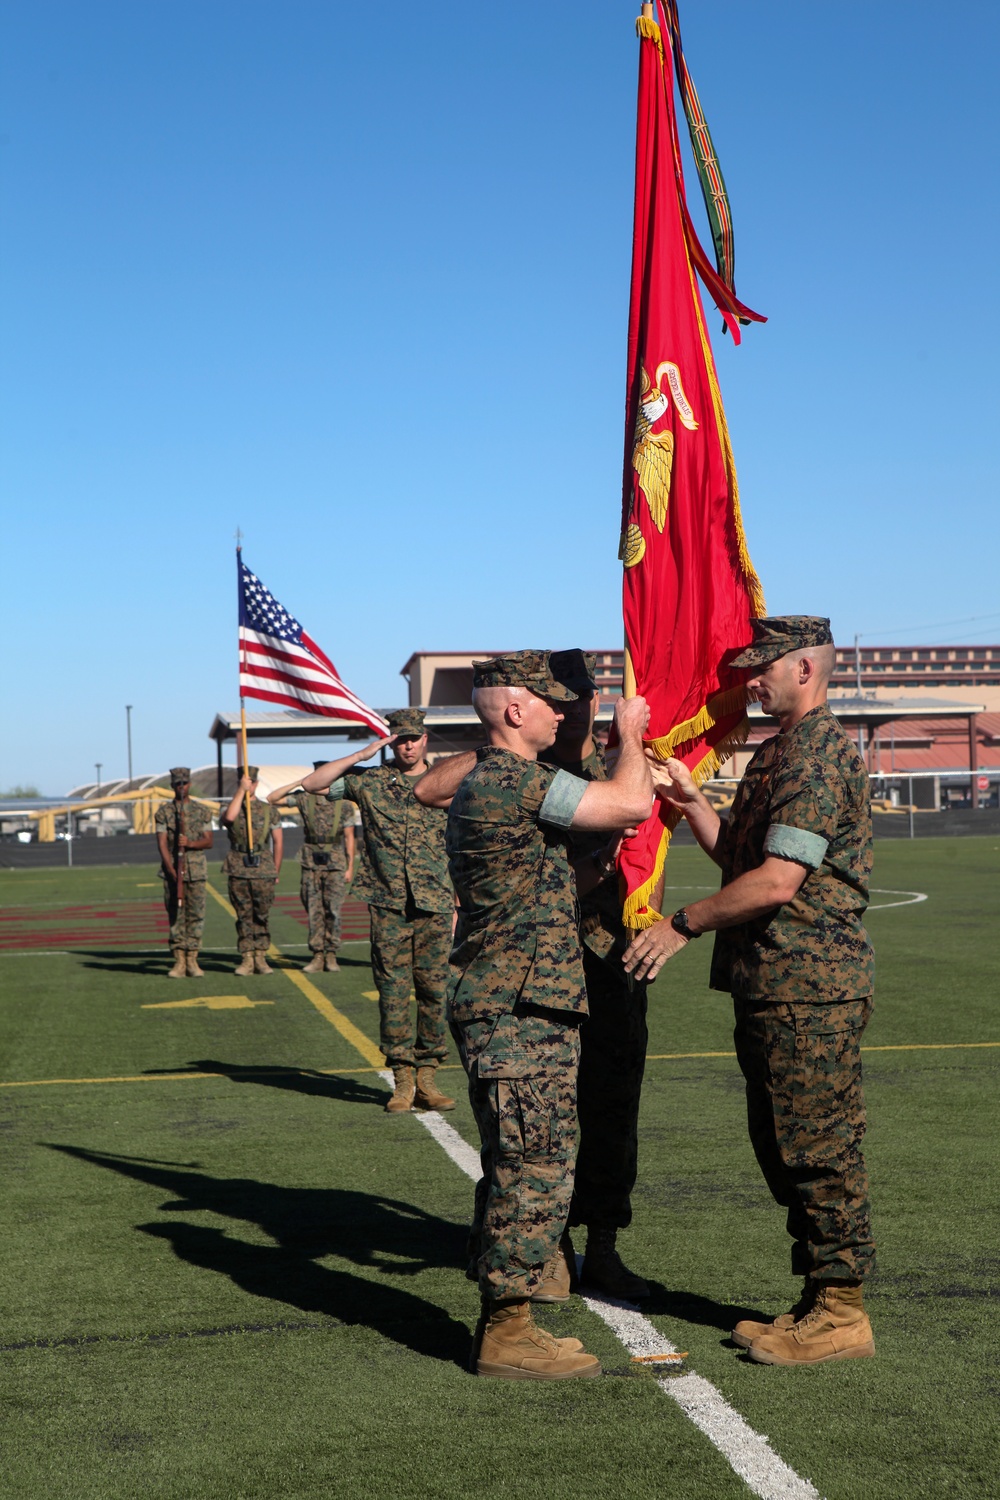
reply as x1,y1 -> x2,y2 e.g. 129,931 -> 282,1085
670,907 -> 701,939
592,848 -> 617,880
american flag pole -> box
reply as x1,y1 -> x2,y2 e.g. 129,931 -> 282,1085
235,537 -> 254,854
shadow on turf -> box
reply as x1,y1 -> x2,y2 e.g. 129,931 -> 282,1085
44,1144 -> 470,1366
641,1281 -> 761,1340
144,1060 -> 386,1107
77,950 -> 236,976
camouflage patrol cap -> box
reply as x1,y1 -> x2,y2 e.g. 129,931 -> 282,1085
472,651 -> 581,702
548,649 -> 597,697
386,708 -> 426,737
731,616 -> 834,669
236,765 -> 260,781
169,767 -> 191,786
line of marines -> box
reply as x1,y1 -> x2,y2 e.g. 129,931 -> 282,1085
156,617 -> 877,1380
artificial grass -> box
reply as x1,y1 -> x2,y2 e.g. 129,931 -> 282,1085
0,840 -> 998,1497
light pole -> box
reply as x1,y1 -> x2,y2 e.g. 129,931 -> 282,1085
126,706 -> 134,785
95,762 -> 102,792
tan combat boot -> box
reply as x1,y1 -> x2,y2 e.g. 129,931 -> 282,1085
580,1225 -> 650,1301
253,952 -> 273,975
468,1300 -> 584,1372
234,953 -> 255,977
732,1280 -> 817,1350
302,953 -> 325,974
385,1066 -> 416,1113
186,952 -> 205,978
748,1283 -> 875,1366
476,1300 -> 601,1380
324,954 -> 339,972
167,950 -> 188,979
530,1233 -> 576,1304
413,1065 -> 455,1112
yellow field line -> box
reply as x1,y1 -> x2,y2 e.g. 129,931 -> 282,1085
647,1042 -> 1000,1060
206,881 -> 384,1070
5,1042 -> 999,1092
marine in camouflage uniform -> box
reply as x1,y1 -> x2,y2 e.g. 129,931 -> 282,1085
304,709 -> 455,1113
624,617 -> 877,1366
539,649 -> 650,1301
292,764 -> 357,973
421,651 -> 653,1378
155,767 -> 215,978
222,766 -> 283,977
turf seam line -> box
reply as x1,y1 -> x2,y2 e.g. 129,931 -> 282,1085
394,1079 -> 819,1500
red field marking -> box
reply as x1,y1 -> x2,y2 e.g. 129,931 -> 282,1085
273,895 -> 370,941
0,902 -> 169,951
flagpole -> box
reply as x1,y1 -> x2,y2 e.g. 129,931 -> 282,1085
236,535 -> 254,854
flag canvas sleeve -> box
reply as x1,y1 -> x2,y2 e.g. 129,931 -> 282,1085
618,4 -> 765,928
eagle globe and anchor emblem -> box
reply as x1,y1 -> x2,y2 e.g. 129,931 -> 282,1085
620,359 -> 698,568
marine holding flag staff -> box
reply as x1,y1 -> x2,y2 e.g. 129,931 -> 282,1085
624,618 -> 878,1369
415,653 -> 653,1380
302,710 -> 455,1116
222,767 -> 283,978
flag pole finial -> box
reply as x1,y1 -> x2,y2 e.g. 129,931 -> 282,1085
641,2 -> 653,17
235,526 -> 243,552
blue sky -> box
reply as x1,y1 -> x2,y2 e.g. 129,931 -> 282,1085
2,1 -> 998,792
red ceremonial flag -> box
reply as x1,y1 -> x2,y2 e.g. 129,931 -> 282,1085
618,1 -> 766,929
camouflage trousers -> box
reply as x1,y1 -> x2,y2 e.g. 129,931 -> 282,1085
228,876 -> 276,954
162,877 -> 206,951
454,1006 -> 581,1302
734,996 -> 875,1283
300,865 -> 348,954
568,947 -> 648,1231
369,904 -> 450,1067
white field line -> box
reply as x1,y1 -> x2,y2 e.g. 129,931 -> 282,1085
388,1069 -> 819,1500
867,888 -> 927,910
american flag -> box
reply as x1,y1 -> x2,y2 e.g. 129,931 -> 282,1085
238,554 -> 388,735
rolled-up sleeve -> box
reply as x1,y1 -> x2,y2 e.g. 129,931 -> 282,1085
764,823 -> 829,869
538,768 -> 588,829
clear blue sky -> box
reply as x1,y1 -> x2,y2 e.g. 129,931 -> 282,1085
2,1 -> 998,793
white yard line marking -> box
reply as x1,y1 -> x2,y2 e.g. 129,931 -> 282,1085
868,888 -> 927,910
390,1073 -> 819,1500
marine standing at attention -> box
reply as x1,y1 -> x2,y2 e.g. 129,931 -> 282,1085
415,652 -> 652,1379
222,766 -> 284,978
302,710 -> 455,1115
624,617 -> 877,1367
155,767 -> 214,979
267,763 -> 357,974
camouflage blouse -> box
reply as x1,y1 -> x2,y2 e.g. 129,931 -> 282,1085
292,791 -> 358,872
446,746 -> 588,1024
539,740 -> 626,964
331,764 -> 451,914
155,799 -> 214,881
710,705 -> 874,1003
222,798 -> 278,881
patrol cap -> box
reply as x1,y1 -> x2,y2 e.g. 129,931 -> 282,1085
386,708 -> 426,737
731,616 -> 834,669
548,649 -> 597,698
472,651 -> 581,702
169,767 -> 191,786
236,765 -> 260,781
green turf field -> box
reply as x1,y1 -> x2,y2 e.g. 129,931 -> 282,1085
0,839 -> 997,1498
